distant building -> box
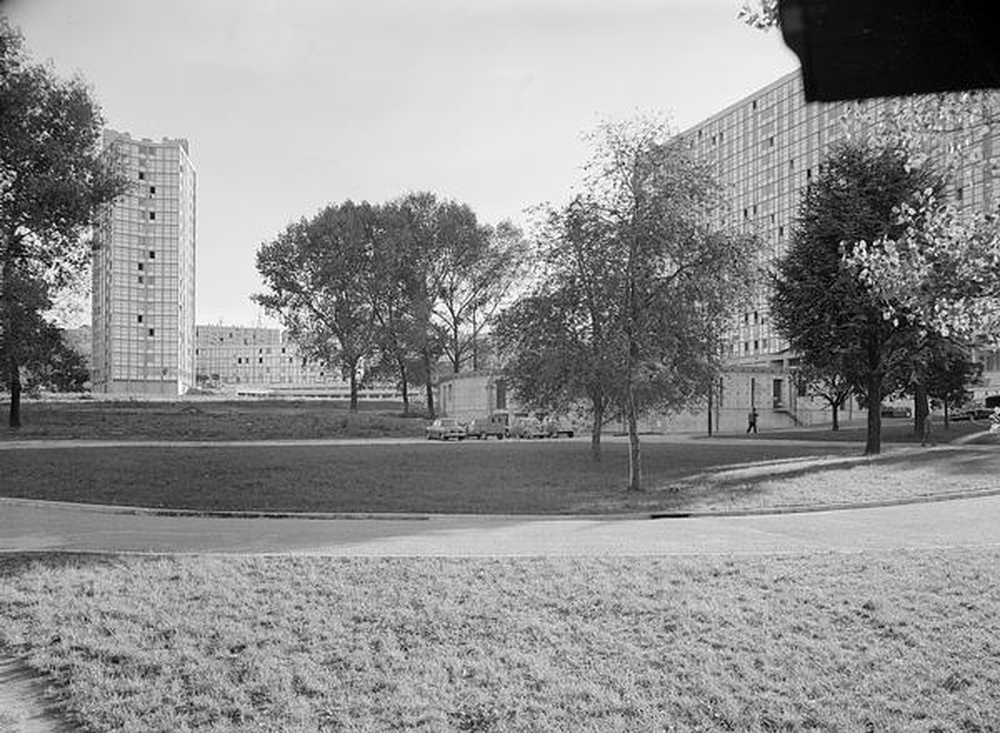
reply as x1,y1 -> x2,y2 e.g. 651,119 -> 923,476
194,324 -> 400,400
681,69 -> 1000,420
91,131 -> 196,396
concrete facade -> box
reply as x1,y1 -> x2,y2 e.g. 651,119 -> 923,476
681,69 -> 1000,415
194,324 -> 400,400
91,131 -> 196,396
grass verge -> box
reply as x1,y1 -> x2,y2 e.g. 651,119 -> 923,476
0,441 -> 864,515
1,551 -> 998,732
0,399 -> 426,442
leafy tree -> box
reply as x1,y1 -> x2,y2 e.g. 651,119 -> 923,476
501,117 -> 757,488
847,187 -> 1000,344
771,140 -> 942,455
902,334 -> 983,430
494,205 -> 621,461
23,326 -> 89,395
794,362 -> 852,431
0,19 -> 126,427
392,192 -> 447,418
389,192 -> 519,417
254,201 -> 379,411
367,201 -> 424,415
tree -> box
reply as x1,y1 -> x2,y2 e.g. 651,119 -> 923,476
501,117 -> 757,488
494,204 -> 621,461
846,187 -> 1000,344
0,19 -> 127,427
367,201 -> 423,415
794,363 -> 852,431
923,339 -> 983,428
771,140 -> 942,455
427,206 -> 523,375
254,201 -> 379,411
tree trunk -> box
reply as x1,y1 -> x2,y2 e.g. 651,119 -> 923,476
626,391 -> 642,492
943,402 -> 950,430
865,374 -> 883,455
913,383 -> 928,437
8,357 -> 21,429
423,346 -> 435,419
398,359 -> 410,416
348,365 -> 359,413
590,399 -> 604,463
831,402 -> 839,431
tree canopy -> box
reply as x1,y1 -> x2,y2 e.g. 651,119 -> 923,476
255,193 -> 522,415
498,117 -> 758,487
0,19 -> 126,426
771,140 -> 943,454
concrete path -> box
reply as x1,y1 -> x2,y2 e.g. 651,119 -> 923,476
2,492 -> 999,557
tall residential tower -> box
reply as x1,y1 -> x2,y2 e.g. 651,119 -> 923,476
91,131 -> 196,395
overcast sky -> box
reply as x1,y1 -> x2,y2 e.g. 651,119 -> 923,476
5,0 -> 798,326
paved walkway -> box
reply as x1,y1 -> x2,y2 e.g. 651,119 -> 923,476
3,491 -> 999,557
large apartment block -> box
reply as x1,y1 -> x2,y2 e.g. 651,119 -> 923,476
91,131 -> 196,396
682,70 -> 1000,410
195,325 -> 400,399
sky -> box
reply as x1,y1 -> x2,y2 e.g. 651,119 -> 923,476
4,0 -> 798,327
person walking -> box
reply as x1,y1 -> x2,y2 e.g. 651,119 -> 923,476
746,408 -> 758,435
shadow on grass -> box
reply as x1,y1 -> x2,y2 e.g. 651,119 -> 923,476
0,553 -> 120,579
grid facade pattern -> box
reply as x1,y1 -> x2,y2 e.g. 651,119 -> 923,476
195,325 -> 401,399
195,325 -> 343,387
91,131 -> 196,395
682,70 -> 1000,368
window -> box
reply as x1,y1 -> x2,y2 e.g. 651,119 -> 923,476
137,315 -> 143,323
138,262 -> 144,271
148,211 -> 156,220
138,275 -> 144,284
149,250 -> 155,259
148,328 -> 155,337
149,186 -> 156,195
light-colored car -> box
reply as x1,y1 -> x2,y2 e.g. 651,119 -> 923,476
425,417 -> 467,441
510,416 -> 547,439
466,416 -> 506,440
543,418 -> 575,438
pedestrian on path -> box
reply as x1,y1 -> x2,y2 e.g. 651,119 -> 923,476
746,408 -> 758,434
921,412 -> 935,446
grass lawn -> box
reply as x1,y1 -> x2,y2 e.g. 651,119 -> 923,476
1,550 -> 998,732
0,440 -> 869,515
730,418 -> 989,444
0,399 -> 427,442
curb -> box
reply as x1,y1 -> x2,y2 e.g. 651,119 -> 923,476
5,483 -> 1000,523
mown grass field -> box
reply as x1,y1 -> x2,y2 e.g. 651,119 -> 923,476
1,550 -> 998,732
0,399 -> 427,442
0,440 -> 868,514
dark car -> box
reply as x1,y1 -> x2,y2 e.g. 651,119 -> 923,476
466,416 -> 506,440
880,405 -> 911,418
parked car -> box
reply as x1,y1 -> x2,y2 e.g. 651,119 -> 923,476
466,415 -> 506,440
510,416 -> 547,439
425,417 -> 467,441
543,418 -> 575,438
880,405 -> 911,418
952,405 -> 993,421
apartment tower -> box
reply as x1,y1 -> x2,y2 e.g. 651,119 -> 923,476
91,131 -> 196,395
682,70 -> 1000,412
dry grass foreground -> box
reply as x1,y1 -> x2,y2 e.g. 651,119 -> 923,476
1,551 -> 999,732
